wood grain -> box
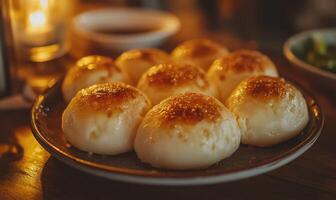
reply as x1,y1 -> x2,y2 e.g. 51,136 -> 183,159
0,54 -> 335,200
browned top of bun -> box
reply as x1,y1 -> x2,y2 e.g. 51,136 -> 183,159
117,48 -> 168,64
214,50 -> 273,74
73,82 -> 143,112
76,55 -> 119,72
142,63 -> 206,87
153,93 -> 221,125
240,76 -> 289,99
172,39 -> 225,58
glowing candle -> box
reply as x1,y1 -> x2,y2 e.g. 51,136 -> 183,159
28,11 -> 47,32
9,0 -> 73,62
24,0 -> 52,44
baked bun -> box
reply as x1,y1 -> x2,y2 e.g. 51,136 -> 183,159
116,48 -> 170,85
135,93 -> 241,170
62,82 -> 151,155
137,63 -> 217,105
226,76 -> 309,147
62,55 -> 130,102
171,38 -> 229,70
207,50 -> 278,102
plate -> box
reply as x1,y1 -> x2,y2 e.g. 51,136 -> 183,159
31,80 -> 324,185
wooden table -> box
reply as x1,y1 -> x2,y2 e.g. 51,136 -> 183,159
1,53 -> 336,200
1,3 -> 336,200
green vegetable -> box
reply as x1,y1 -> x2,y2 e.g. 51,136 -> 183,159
293,36 -> 336,73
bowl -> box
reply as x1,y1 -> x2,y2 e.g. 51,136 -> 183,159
73,8 -> 180,51
283,28 -> 336,91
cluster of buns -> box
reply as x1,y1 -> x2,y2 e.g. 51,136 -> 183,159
61,38 -> 309,170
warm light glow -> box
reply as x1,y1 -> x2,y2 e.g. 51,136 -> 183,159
28,11 -> 47,29
39,0 -> 49,9
30,44 -> 61,62
26,0 -> 51,33
10,0 -> 70,62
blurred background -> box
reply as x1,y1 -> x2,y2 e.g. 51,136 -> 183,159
73,0 -> 336,50
85,0 -> 336,45
1,0 -> 336,97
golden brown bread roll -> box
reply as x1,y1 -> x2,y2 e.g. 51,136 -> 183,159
171,38 -> 229,70
116,48 -> 169,85
62,55 -> 131,102
62,82 -> 151,155
226,76 -> 309,147
207,50 -> 278,102
135,93 -> 241,169
137,63 -> 217,105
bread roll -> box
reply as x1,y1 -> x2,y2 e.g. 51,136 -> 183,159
207,50 -> 278,102
135,93 -> 241,170
62,55 -> 130,102
171,38 -> 229,70
226,76 -> 309,147
62,82 -> 151,155
116,48 -> 169,85
137,63 -> 217,105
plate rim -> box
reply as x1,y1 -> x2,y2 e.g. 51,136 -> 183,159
30,79 -> 324,185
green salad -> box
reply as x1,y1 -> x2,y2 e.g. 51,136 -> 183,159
293,37 -> 336,73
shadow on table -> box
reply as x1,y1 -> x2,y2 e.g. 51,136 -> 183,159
40,156 -> 331,200
0,110 -> 26,178
39,157 -> 244,200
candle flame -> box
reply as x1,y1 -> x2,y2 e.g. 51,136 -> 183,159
28,11 -> 46,28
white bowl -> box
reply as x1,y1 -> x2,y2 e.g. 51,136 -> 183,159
73,8 -> 180,51
283,28 -> 336,91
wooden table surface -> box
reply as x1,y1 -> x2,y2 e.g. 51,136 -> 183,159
1,54 -> 336,200
1,3 -> 336,200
